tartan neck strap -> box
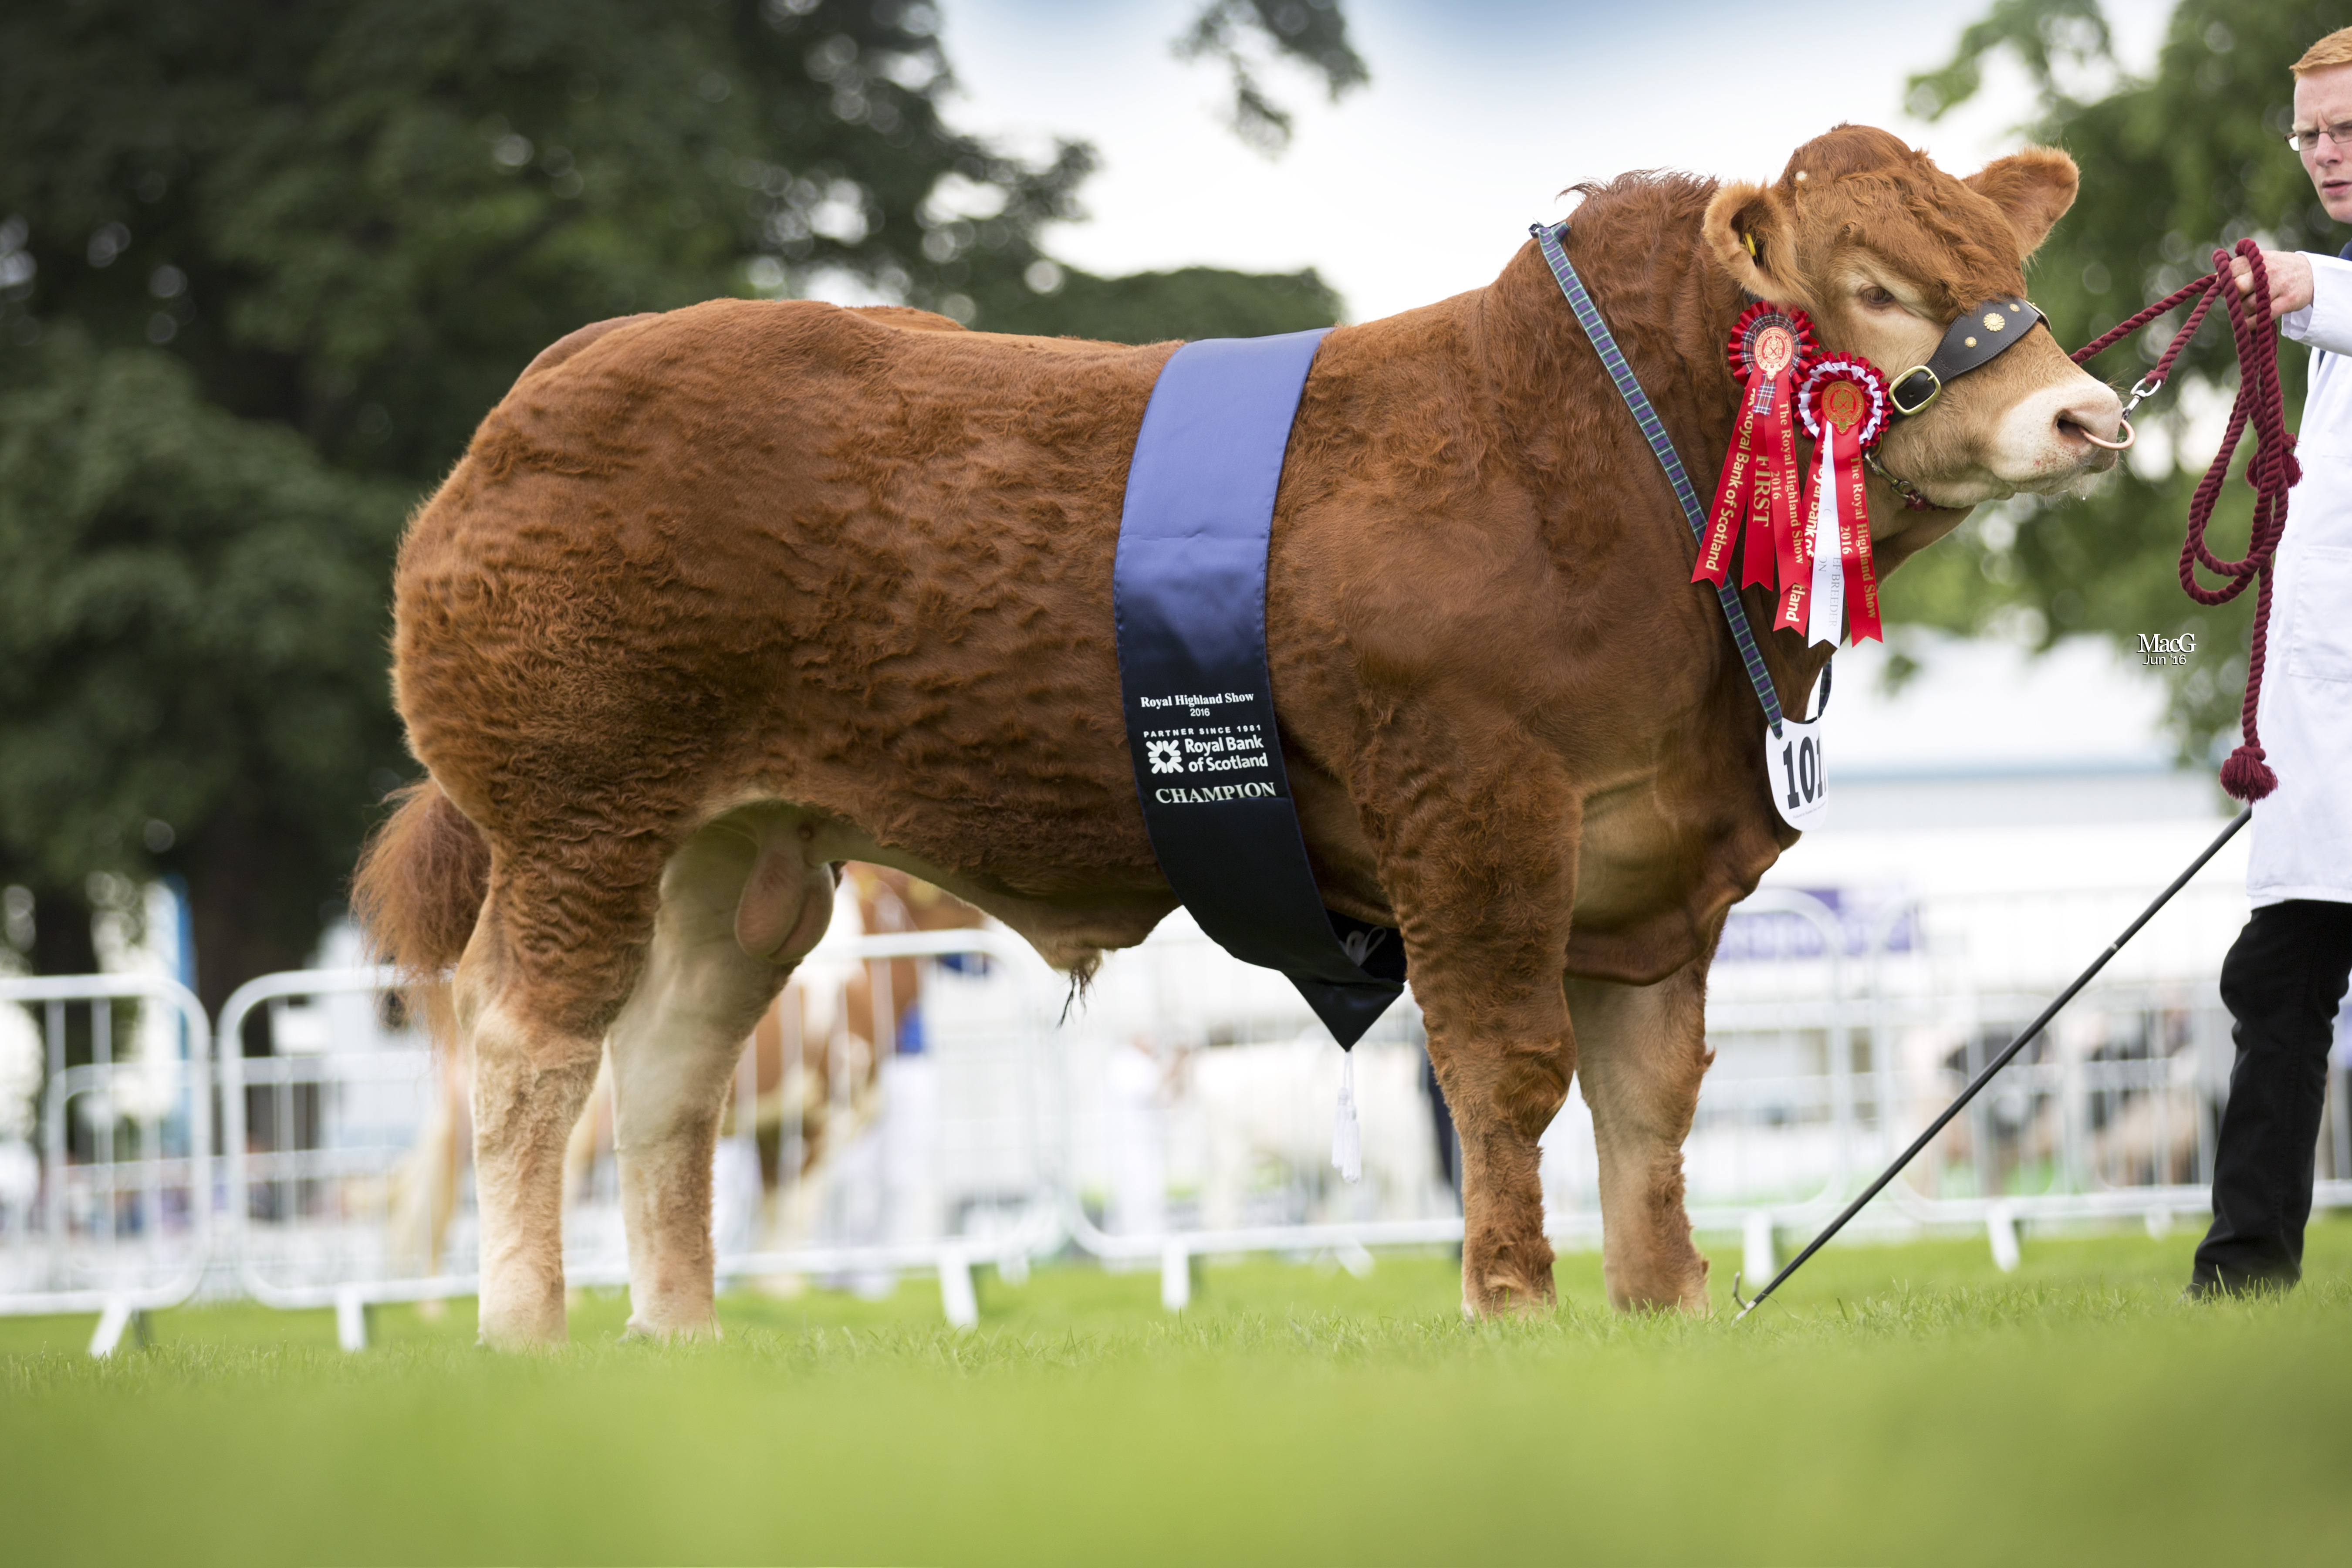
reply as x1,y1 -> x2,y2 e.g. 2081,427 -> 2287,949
1530,220 -> 1796,736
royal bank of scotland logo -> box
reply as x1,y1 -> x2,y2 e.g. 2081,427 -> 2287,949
1147,738 -> 1184,774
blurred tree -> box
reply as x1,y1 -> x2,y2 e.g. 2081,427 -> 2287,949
980,261 -> 1342,341
1889,0 -> 2352,759
0,0 -> 1096,482
0,332 -> 408,1011
1175,0 -> 1370,155
0,0 -> 1355,1008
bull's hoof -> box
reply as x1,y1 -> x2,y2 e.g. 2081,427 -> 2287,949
1463,1271 -> 1558,1319
1603,1253 -> 1711,1315
620,1313 -> 721,1344
475,1284 -> 571,1349
476,1319 -> 569,1352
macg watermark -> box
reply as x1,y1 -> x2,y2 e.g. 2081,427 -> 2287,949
2139,631 -> 2197,666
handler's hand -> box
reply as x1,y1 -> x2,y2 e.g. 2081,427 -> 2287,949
2231,249 -> 2315,318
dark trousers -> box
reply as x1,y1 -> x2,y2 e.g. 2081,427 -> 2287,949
2191,899 -> 2352,1289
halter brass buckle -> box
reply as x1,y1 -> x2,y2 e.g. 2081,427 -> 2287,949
1889,365 -> 1941,417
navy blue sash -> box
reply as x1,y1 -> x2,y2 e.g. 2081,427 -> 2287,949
1113,331 -> 1404,1048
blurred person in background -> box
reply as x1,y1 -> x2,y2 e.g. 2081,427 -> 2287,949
2188,26 -> 2352,1297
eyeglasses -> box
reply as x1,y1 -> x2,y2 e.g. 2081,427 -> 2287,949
2286,119 -> 2352,153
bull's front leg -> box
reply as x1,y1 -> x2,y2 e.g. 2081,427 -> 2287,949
1382,760 -> 1579,1318
1565,959 -> 1713,1312
1431,989 -> 1575,1316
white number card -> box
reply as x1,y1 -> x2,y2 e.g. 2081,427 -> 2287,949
1768,715 -> 1828,831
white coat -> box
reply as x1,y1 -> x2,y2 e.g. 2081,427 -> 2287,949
2255,252 -> 2352,904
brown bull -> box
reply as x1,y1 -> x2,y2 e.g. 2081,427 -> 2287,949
357,125 -> 2122,1345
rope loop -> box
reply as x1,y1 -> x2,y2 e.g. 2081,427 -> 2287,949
2072,238 -> 2293,801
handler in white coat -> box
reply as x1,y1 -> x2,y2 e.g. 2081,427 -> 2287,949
2189,29 -> 2352,1295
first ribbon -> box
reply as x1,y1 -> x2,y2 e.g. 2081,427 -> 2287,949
1694,302 -> 1817,595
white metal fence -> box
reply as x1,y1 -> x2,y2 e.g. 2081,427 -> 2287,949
210,929 -> 1058,1346
217,964 -> 485,1349
5,882 -> 2350,1350
0,973 -> 214,1353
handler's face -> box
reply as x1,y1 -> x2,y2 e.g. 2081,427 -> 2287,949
2296,65 -> 2352,222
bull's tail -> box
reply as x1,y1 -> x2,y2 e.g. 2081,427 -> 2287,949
351,779 -> 489,1049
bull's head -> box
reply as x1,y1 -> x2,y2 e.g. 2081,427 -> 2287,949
1702,125 -> 2123,512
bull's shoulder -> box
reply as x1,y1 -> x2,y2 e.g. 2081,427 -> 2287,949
516,313 -> 662,381
850,304 -> 969,334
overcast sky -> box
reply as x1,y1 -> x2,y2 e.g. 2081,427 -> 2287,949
929,0 -> 2179,323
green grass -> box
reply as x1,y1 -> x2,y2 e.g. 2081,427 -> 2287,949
3,1220 -> 2349,1566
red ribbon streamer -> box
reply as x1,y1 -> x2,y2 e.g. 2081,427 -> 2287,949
1698,304 -> 1817,591
1829,411 -> 1883,642
1771,480 -> 1813,635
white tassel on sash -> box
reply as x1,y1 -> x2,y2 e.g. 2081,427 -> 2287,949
1331,1048 -> 1362,1184
1805,435 -> 1844,648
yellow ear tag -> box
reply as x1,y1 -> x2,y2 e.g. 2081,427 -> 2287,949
1744,232 -> 1758,258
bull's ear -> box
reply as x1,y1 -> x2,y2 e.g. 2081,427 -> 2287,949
1702,181 -> 1807,307
1963,147 -> 2078,259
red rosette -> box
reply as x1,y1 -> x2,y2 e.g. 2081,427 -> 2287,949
1726,301 -> 1818,383
1698,304 -> 1820,591
1795,355 -> 1891,451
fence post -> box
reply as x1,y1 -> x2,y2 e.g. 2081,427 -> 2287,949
1987,1202 -> 2021,1272
1160,1239 -> 1191,1312
88,1298 -> 149,1357
335,1285 -> 372,1351
1742,1210 -> 1776,1282
937,1249 -> 978,1330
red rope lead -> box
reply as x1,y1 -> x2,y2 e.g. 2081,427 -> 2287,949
2072,238 -> 2297,802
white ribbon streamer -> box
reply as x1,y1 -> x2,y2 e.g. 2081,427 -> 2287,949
1805,435 -> 1844,648
1331,1049 -> 1362,1184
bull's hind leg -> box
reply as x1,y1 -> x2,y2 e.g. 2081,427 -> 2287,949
605,813 -> 836,1339
1567,960 -> 1713,1312
458,860 -> 653,1349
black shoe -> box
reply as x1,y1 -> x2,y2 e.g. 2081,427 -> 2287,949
2180,1273 -> 2293,1303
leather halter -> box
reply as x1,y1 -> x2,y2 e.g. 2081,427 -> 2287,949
1887,295 -> 2047,417
1873,294 -> 2051,509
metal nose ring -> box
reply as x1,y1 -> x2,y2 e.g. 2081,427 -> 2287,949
2076,415 -> 2135,451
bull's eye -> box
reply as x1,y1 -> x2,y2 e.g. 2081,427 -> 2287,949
1858,284 -> 1899,310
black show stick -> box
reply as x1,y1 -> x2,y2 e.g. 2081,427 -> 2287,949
1731,808 -> 2252,1321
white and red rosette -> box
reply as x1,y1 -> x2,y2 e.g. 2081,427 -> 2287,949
1790,353 -> 1891,643
1795,354 -> 1891,451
